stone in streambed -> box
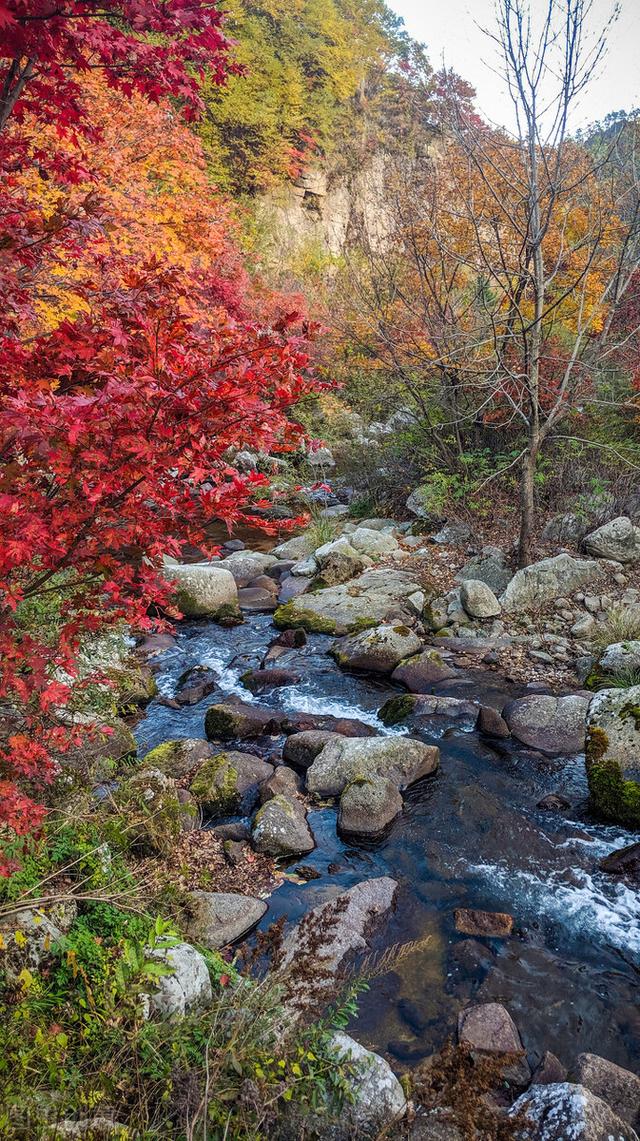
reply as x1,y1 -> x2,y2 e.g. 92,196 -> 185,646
189,751 -> 273,816
338,776 -> 403,840
282,712 -> 377,736
599,840 -> 640,883
307,736 -> 439,798
241,667 -> 300,692
164,563 -> 240,620
575,1053 -> 640,1127
477,705 -> 510,738
379,693 -> 479,733
509,1083 -> 639,1141
531,1052 -> 567,1086
460,579 -> 501,618
283,730 -> 344,770
502,694 -> 589,756
458,1002 -> 531,1087
331,623 -> 422,675
259,765 -> 302,803
453,908 -> 513,937
184,890 -> 267,949
237,587 -> 277,612
391,649 -> 457,691
142,738 -> 213,779
204,699 -> 285,741
174,665 -> 218,706
252,794 -> 315,857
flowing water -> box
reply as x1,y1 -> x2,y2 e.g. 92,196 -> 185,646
135,613 -> 640,1075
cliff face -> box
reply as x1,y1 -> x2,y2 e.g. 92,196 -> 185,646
256,150 -> 395,259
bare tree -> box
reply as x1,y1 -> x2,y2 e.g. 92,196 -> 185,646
337,0 -> 640,565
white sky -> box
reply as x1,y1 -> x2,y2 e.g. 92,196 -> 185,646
390,0 -> 640,131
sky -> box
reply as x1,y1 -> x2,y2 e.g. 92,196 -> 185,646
390,0 -> 640,132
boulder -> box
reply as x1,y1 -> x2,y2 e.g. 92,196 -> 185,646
252,795 -> 315,857
458,1003 -> 530,1087
146,941 -> 212,1019
174,665 -> 218,706
455,547 -> 513,595
184,891 -> 267,949
331,623 -> 422,675
391,649 -> 458,691
509,1083 -> 639,1141
599,641 -> 640,675
141,738 -> 212,779
307,736 -> 439,798
273,569 -> 423,636
279,878 -> 398,1018
586,687 -> 640,827
164,563 -> 239,619
575,1053 -> 640,1127
431,522 -> 474,546
204,699 -> 285,741
238,587 -> 277,613
241,668 -> 301,692
349,527 -> 399,557
358,517 -> 398,531
600,841 -> 640,882
503,694 -> 589,756
278,575 -> 313,603
0,901 -> 77,978
290,555 -> 319,577
283,730 -> 344,770
542,512 -> 587,545
583,516 -> 640,563
114,769 -> 196,854
453,909 -> 513,937
532,1053 -> 568,1086
378,693 -> 479,733
272,535 -> 311,561
478,706 -> 511,738
406,486 -> 445,525
282,713 -> 377,737
189,751 -> 274,816
221,551 -> 278,586
501,554 -> 605,612
259,766 -> 302,803
328,1032 -> 407,1138
459,579 -> 501,619
317,548 -> 367,586
338,777 -> 403,839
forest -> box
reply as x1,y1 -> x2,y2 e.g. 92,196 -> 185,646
1,0 -> 640,1137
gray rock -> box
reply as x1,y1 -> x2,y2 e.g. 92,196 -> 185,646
542,512 -> 587,545
391,649 -> 457,691
259,765 -> 302,803
503,694 -> 589,756
600,641 -> 640,675
328,1032 -> 406,1138
349,527 -> 399,557
164,563 -> 239,619
174,665 -> 219,706
509,1082 -> 638,1140
0,902 -> 77,978
455,546 -> 513,595
572,614 -> 596,639
317,547 -> 367,586
338,777 -> 403,839
280,878 -> 398,1018
291,554 -> 319,577
501,555 -> 605,612
141,738 -> 213,779
587,685 -> 640,774
575,1053 -> 640,1126
358,517 -> 398,531
146,941 -> 212,1019
307,736 -> 439,797
283,730 -> 345,770
252,795 -> 315,857
278,575 -> 313,603
431,523 -> 474,546
379,693 -> 479,733
406,486 -> 445,525
458,1002 -> 530,1087
189,751 -> 274,815
184,891 -> 267,949
272,535 -> 311,561
307,445 -> 335,467
331,623 -> 422,674
584,516 -> 640,564
274,568 -> 423,636
204,700 -> 284,741
222,551 -> 278,586
459,579 -> 502,619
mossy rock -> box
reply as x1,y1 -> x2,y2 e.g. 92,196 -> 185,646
141,738 -> 212,780
346,616 -> 379,634
114,768 -> 195,855
585,726 -> 640,828
189,753 -> 241,815
107,664 -> 158,713
378,694 -> 418,726
273,602 -> 337,635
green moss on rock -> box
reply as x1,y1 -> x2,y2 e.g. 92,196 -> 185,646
114,768 -> 192,855
189,754 -> 240,814
378,694 -> 417,726
273,603 -> 337,635
585,726 -> 640,827
204,706 -> 238,740
346,616 -> 379,634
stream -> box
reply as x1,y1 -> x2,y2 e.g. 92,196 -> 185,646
135,612 -> 640,1075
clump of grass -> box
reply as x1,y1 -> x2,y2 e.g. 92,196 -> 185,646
590,605 -> 640,654
602,666 -> 640,690
304,510 -> 342,552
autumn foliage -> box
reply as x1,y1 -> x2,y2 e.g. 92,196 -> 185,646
0,3 -> 315,864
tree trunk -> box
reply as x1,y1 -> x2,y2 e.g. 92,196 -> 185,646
518,437 -> 539,568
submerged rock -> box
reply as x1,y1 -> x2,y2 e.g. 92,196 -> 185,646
509,1082 -> 639,1140
184,891 -> 267,949
331,623 -> 422,674
458,1002 -> 530,1087
453,909 -> 513,937
241,667 -> 301,692
306,736 -> 439,798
